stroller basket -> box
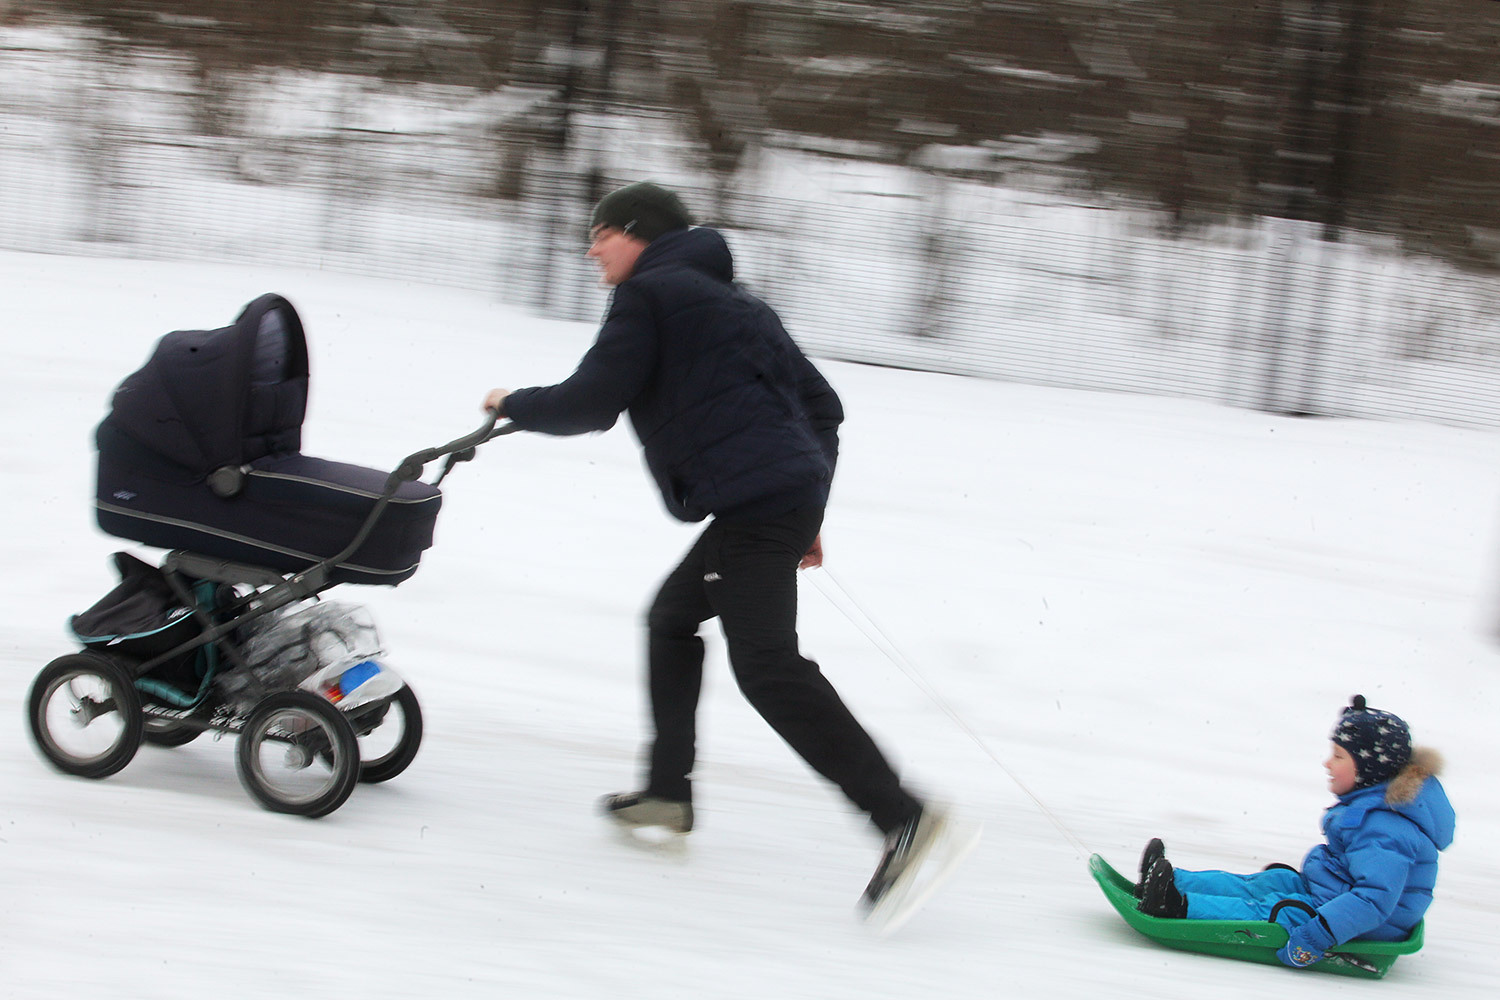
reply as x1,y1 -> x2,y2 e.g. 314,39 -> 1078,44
70,551 -> 211,699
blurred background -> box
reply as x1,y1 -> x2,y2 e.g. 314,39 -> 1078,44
3,0 -> 1499,426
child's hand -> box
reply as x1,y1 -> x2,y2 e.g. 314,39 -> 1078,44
1276,914 -> 1335,968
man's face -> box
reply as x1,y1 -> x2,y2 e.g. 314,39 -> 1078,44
587,225 -> 647,286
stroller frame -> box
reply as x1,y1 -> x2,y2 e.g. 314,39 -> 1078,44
29,416 -> 514,818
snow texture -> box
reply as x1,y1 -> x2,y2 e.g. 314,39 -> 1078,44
2,250 -> 1497,998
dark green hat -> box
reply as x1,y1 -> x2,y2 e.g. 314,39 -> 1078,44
591,182 -> 694,244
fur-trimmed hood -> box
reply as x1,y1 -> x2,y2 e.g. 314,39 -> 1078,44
1386,746 -> 1442,806
1327,745 -> 1455,853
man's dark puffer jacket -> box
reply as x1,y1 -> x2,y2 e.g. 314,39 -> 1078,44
503,227 -> 843,523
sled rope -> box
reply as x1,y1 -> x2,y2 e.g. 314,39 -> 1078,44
809,566 -> 1091,858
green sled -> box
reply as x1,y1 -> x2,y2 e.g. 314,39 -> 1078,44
1089,854 -> 1423,979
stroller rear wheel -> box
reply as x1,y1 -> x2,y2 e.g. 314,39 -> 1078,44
236,691 -> 359,817
27,652 -> 144,779
349,685 -> 424,784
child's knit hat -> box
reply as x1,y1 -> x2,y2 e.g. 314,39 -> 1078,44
1331,694 -> 1412,789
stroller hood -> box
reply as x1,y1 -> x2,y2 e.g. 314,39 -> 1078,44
95,293 -> 441,585
105,293 -> 309,474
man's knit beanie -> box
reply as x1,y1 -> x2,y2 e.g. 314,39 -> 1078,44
1331,694 -> 1412,789
591,182 -> 694,244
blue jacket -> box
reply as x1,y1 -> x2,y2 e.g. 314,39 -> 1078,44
1300,749 -> 1455,944
503,227 -> 842,522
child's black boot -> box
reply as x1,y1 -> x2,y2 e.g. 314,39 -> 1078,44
1139,857 -> 1188,918
1135,838 -> 1165,898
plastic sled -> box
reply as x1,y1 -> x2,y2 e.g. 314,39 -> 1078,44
1089,855 -> 1423,979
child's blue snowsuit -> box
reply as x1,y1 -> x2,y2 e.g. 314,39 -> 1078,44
1174,749 -> 1454,968
1175,866 -> 1312,921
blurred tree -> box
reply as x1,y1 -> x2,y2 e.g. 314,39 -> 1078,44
18,0 -> 1500,274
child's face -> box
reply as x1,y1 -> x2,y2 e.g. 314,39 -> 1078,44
1326,743 -> 1359,796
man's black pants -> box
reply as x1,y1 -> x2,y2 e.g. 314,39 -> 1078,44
643,505 -> 921,835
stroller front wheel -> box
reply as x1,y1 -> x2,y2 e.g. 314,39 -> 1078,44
27,652 -> 144,779
236,691 -> 359,817
351,685 -> 424,784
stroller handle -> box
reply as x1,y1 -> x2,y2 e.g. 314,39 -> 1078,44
389,414 -> 520,488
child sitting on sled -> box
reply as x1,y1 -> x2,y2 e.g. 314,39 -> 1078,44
1136,695 -> 1455,969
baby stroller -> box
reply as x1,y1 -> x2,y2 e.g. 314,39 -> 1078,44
26,294 -> 509,818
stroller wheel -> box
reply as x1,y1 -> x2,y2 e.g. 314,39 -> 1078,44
351,685 -> 424,784
143,718 -> 203,747
27,653 -> 144,779
236,691 -> 359,818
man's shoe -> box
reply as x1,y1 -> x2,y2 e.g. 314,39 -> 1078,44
860,805 -> 981,934
599,791 -> 694,834
1138,857 -> 1188,918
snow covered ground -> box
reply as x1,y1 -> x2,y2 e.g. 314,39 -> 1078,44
2,249 -> 1498,998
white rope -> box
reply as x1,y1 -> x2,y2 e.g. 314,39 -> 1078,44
807,566 -> 1092,858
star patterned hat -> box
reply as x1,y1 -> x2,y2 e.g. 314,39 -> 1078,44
1331,694 -> 1412,789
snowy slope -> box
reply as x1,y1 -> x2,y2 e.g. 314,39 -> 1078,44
2,251 -> 1497,999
